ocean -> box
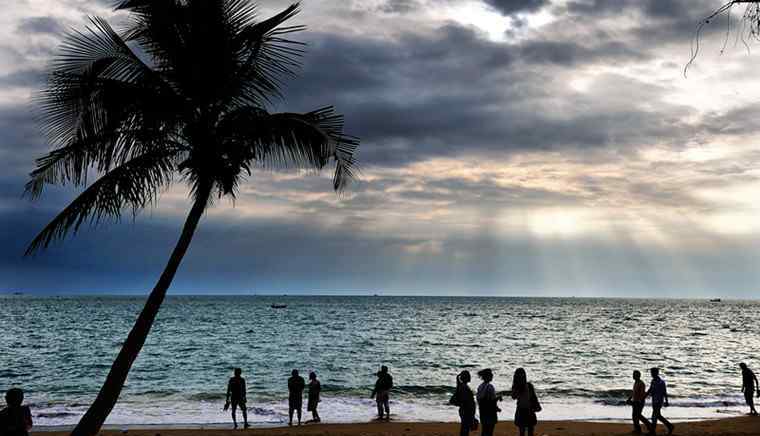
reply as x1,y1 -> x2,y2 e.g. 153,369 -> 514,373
0,295 -> 757,428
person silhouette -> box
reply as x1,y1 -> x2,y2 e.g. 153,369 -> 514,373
449,370 -> 477,436
306,371 -> 322,423
288,369 -> 306,426
646,368 -> 673,436
370,365 -> 393,420
0,388 -> 33,436
224,368 -> 249,429
476,368 -> 501,436
626,370 -> 653,434
511,368 -> 541,436
740,362 -> 759,415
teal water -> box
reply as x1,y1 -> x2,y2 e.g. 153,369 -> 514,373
0,295 -> 758,426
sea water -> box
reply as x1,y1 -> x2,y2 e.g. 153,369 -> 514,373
0,295 -> 758,427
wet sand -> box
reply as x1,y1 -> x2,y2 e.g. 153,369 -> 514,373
40,417 -> 759,436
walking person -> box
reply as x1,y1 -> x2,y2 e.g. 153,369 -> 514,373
306,371 -> 322,423
626,370 -> 652,433
740,362 -> 759,415
0,388 -> 33,436
288,369 -> 306,426
646,368 -> 674,436
476,368 -> 501,436
510,368 -> 541,436
449,370 -> 477,436
224,368 -> 249,429
370,365 -> 393,420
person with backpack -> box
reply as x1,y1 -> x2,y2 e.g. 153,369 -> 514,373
450,370 -> 477,436
510,368 -> 541,436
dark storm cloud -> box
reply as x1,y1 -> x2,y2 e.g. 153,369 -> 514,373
17,17 -> 64,36
483,0 -> 548,15
2,0 -> 760,296
280,22 -> 697,166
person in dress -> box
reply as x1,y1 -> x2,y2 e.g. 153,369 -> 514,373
626,370 -> 652,434
306,371 -> 322,423
510,368 -> 541,436
0,388 -> 33,436
288,369 -> 306,426
646,368 -> 673,436
450,370 -> 477,436
224,368 -> 249,429
476,368 -> 501,436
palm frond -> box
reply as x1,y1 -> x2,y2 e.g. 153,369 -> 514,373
218,105 -> 359,192
232,3 -> 306,105
25,149 -> 180,256
35,16 -> 183,195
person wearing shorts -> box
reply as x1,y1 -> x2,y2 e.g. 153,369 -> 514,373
288,369 -> 306,426
225,368 -> 249,429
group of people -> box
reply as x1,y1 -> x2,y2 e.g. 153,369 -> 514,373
449,368 -> 541,436
221,362 -> 759,435
0,362 -> 757,435
225,368 -> 322,428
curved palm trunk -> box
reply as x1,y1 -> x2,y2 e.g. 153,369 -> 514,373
71,183 -> 212,436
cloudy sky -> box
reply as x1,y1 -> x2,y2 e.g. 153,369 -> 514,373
2,0 -> 760,297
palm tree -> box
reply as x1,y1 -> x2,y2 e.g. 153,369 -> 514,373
25,2 -> 358,436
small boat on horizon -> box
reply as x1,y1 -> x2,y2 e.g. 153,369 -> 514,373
270,304 -> 288,309
709,298 -> 721,303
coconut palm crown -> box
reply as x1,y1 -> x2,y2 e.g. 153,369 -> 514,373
25,2 -> 358,436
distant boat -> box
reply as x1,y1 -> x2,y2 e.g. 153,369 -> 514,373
12,292 -> 23,296
270,304 -> 288,309
709,298 -> 722,303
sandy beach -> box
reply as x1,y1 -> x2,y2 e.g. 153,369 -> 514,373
39,418 -> 759,436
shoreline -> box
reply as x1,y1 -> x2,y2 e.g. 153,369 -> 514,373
34,417 -> 760,436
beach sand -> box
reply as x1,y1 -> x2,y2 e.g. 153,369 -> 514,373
40,418 -> 759,436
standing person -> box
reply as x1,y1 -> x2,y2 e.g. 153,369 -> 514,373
510,368 -> 541,436
626,370 -> 652,434
370,365 -> 394,420
740,362 -> 759,415
449,370 -> 477,436
476,368 -> 501,436
0,388 -> 33,436
307,371 -> 322,423
224,368 -> 249,429
646,368 -> 674,436
288,369 -> 306,426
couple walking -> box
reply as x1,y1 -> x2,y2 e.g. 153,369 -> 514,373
626,368 -> 673,435
450,368 -> 541,436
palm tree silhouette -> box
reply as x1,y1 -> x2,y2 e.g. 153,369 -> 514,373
25,2 -> 358,435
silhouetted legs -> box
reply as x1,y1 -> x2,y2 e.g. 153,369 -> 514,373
459,411 -> 473,436
632,401 -> 652,433
480,419 -> 495,436
745,390 -> 758,415
650,404 -> 673,435
289,402 -> 302,426
518,426 -> 534,436
376,392 -> 390,420
231,402 -> 248,429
